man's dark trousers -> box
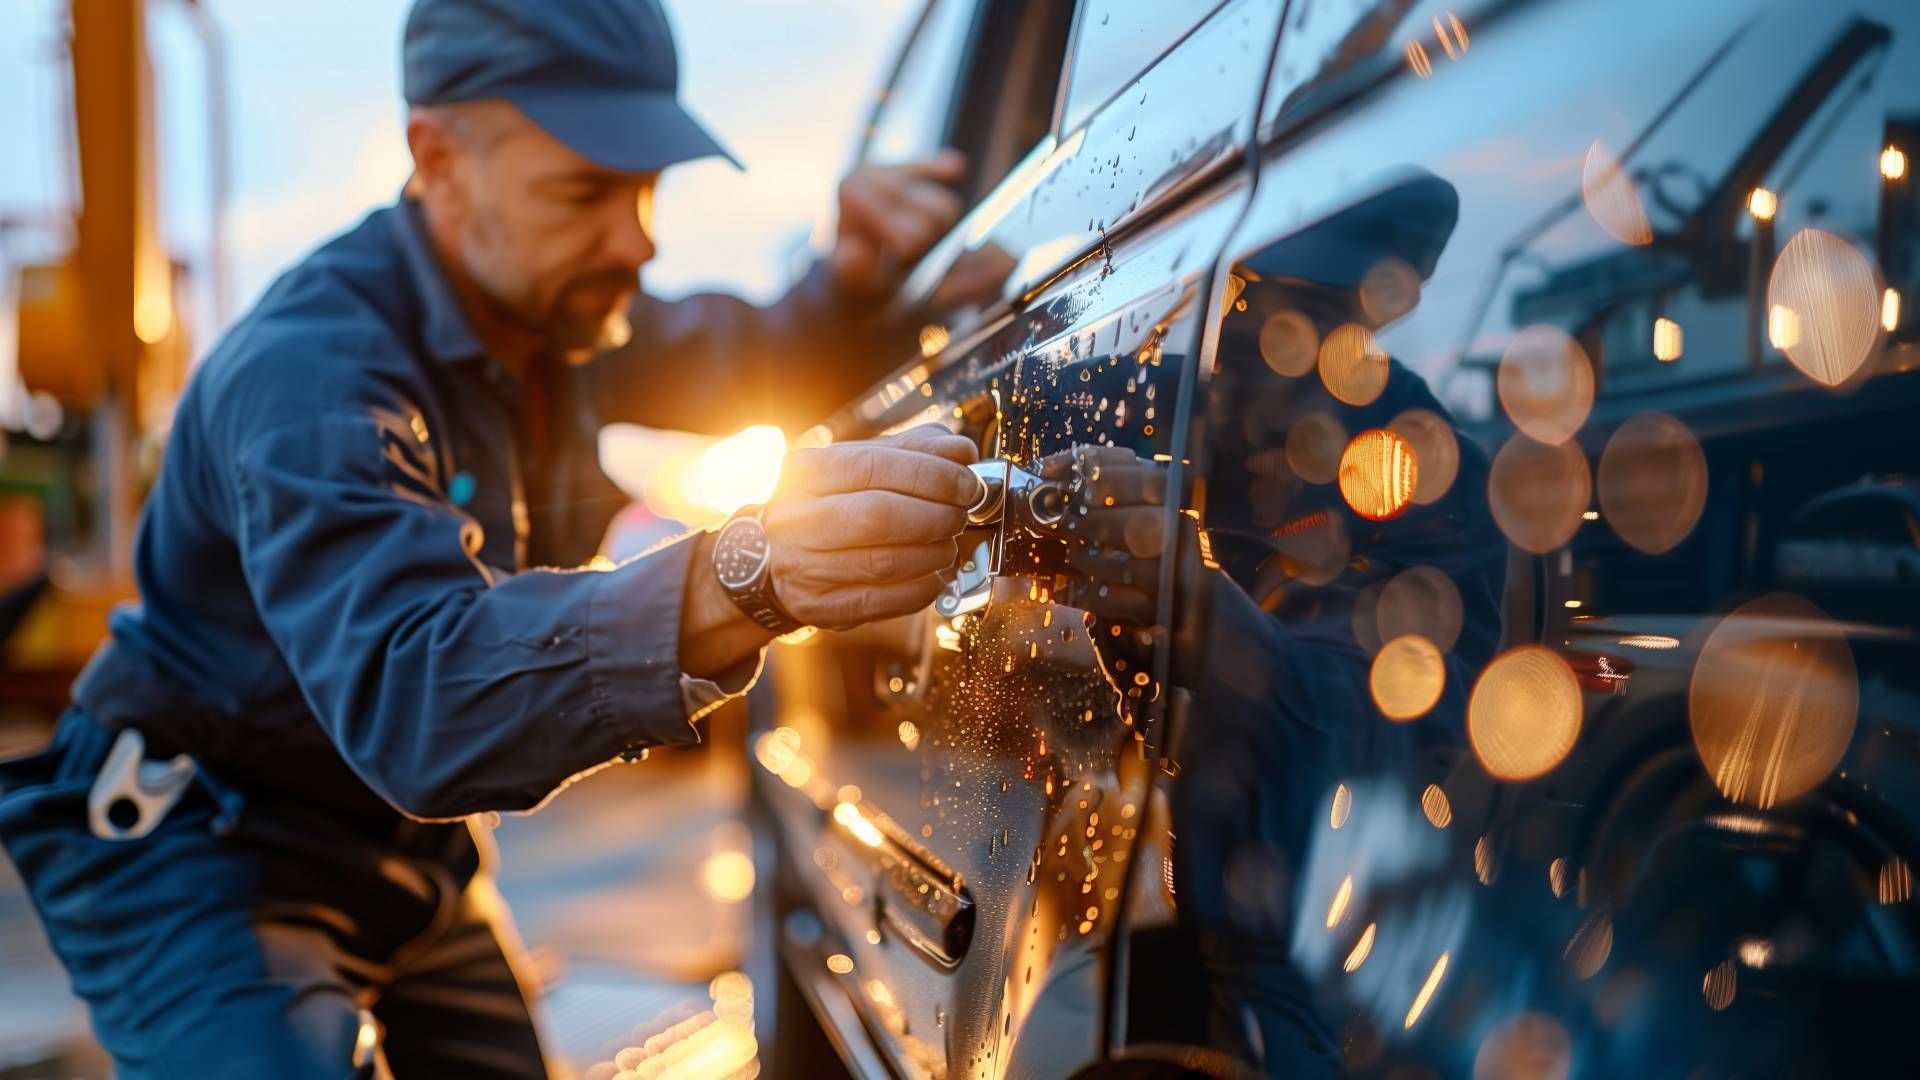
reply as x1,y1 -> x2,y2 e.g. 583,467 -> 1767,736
0,710 -> 552,1078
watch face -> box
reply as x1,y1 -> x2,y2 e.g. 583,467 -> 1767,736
713,515 -> 772,591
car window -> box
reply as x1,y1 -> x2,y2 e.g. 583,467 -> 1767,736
1058,0 -> 1228,135
1184,0 -> 1920,1071
1261,0 -> 1493,135
895,0 -> 1285,328
862,0 -> 986,165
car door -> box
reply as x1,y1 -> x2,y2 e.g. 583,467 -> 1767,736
755,1 -> 1285,1077
1179,0 -> 1920,1075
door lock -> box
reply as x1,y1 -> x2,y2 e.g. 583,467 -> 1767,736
964,459 -> 1064,531
938,461 -> 1064,618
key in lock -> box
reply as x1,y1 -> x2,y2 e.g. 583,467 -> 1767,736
938,460 -> 1064,617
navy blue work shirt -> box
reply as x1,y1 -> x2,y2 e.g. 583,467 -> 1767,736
71,194 -> 896,824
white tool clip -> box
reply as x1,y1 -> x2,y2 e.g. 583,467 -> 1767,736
88,728 -> 196,841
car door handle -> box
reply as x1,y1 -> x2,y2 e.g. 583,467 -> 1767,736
939,460 -> 1065,618
965,459 -> 1065,530
830,798 -> 976,969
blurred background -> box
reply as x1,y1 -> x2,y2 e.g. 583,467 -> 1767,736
0,1 -> 913,1074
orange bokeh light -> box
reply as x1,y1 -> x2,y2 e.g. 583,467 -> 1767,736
1474,1013 -> 1572,1080
1388,408 -> 1459,505
1371,633 -> 1446,721
1339,428 -> 1418,521
1581,141 -> 1652,247
1286,411 -> 1348,484
1259,308 -> 1320,377
1489,434 -> 1591,554
1689,593 -> 1857,809
1597,412 -> 1707,555
1469,645 -> 1582,781
1319,323 -> 1390,406
1498,325 -> 1594,445
1767,227 -> 1880,387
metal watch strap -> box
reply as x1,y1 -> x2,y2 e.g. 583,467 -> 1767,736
724,506 -> 803,634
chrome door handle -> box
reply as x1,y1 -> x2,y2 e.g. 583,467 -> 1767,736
964,459 -> 1064,532
939,460 -> 1066,618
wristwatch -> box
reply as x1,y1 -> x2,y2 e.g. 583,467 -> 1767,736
711,504 -> 804,634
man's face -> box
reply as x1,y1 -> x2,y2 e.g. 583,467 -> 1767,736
426,103 -> 659,352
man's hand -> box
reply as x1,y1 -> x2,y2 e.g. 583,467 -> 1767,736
765,424 -> 979,629
830,151 -> 968,298
678,424 -> 980,678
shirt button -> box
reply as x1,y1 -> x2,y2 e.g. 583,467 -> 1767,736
449,471 -> 476,506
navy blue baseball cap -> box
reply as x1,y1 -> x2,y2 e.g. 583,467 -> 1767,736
402,0 -> 740,173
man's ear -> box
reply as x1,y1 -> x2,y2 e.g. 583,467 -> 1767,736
406,110 -> 467,215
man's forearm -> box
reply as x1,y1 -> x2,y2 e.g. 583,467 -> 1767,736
678,530 -> 777,679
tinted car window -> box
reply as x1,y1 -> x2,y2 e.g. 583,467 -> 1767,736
1178,0 -> 1920,1073
863,0 -> 986,165
896,0 -> 1285,325
1059,0 -> 1227,134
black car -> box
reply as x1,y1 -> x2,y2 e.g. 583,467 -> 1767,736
752,1 -> 1920,1075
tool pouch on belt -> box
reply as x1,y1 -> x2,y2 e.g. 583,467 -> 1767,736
87,728 -> 195,841
66,641 -> 242,841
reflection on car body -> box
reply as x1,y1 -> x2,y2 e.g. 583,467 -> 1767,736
755,0 -> 1920,1076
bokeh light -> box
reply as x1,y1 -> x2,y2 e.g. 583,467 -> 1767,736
1359,257 -> 1422,325
1377,565 -> 1465,653
1319,323 -> 1390,406
1469,645 -> 1583,781
1473,1012 -> 1572,1080
1497,325 -> 1594,445
1689,593 -> 1857,809
1565,910 -> 1612,979
700,850 -> 755,903
1703,960 -> 1737,1011
1581,140 -> 1651,246
1653,316 -> 1683,362
1880,857 -> 1913,905
1259,308 -> 1321,377
1326,874 -> 1355,928
1596,412 -> 1707,555
1344,922 -> 1377,973
1339,428 -> 1419,521
1371,634 -> 1446,721
1421,783 -> 1453,828
1388,408 -> 1460,505
1766,227 -> 1880,386
1331,782 -> 1353,830
1405,952 -> 1450,1029
1285,411 -> 1348,484
1489,435 -> 1592,554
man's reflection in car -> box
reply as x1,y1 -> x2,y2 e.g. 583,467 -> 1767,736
1039,171 -> 1505,1076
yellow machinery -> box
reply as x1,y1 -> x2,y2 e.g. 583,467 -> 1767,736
3,0 -> 220,720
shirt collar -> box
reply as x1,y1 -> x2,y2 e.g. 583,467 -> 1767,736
391,192 -> 486,364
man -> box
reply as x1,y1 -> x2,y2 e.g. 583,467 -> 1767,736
0,0 -> 983,1075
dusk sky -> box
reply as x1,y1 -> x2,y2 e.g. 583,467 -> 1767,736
0,0 -> 917,363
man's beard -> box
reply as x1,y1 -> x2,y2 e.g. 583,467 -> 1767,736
543,267 -> 638,353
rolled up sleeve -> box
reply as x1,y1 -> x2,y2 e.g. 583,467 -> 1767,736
233,409 -> 725,819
